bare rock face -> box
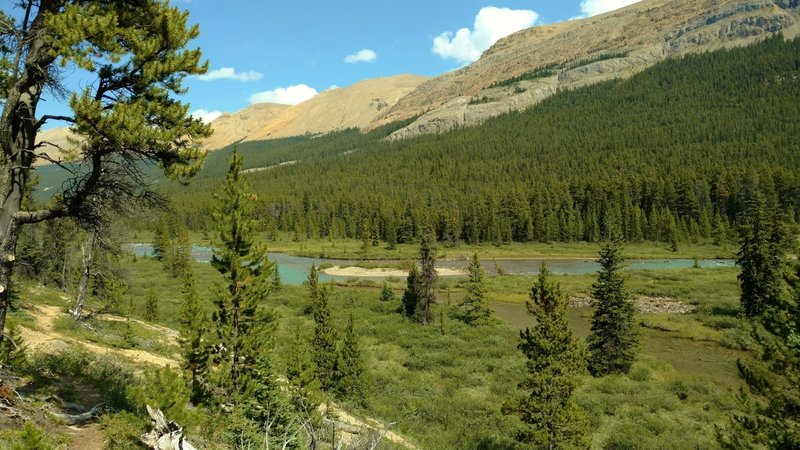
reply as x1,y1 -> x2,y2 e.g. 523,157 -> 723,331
374,0 -> 800,141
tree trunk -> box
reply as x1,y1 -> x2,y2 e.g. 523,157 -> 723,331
71,229 -> 97,320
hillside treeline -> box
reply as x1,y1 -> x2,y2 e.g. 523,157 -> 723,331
163,35 -> 800,245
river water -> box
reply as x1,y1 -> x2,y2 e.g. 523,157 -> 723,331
124,243 -> 735,285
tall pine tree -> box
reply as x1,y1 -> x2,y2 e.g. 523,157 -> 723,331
503,263 -> 588,449
736,194 -> 790,318
179,269 -> 210,405
312,287 -> 339,391
587,239 -> 639,376
337,313 -> 367,403
417,225 -> 438,325
459,253 -> 492,325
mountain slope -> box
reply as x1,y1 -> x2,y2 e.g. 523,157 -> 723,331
371,0 -> 800,139
200,102 -> 289,151
242,74 -> 428,143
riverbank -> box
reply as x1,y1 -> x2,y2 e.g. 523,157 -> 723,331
321,265 -> 467,278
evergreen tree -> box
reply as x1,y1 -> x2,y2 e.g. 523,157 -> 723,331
402,265 -> 421,318
312,288 -> 339,391
417,226 -> 438,325
380,282 -> 395,302
144,285 -> 159,323
337,313 -> 367,402
587,240 -> 639,376
271,263 -> 282,292
210,148 -> 275,400
179,269 -> 210,405
736,195 -> 790,318
307,263 -> 320,315
360,217 -> 371,259
459,253 -> 492,325
503,263 -> 588,449
286,327 -> 322,414
721,243 -> 800,447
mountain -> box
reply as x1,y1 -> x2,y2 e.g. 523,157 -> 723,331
33,127 -> 83,167
241,74 -> 428,144
370,0 -> 800,139
200,103 -> 289,151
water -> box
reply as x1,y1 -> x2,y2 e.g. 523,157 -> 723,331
492,301 -> 745,387
124,243 -> 735,286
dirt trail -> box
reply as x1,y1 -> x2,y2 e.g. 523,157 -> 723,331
18,303 -> 178,368
329,405 -> 418,449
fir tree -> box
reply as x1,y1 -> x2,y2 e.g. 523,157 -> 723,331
337,313 -> 367,403
721,243 -> 800,447
587,240 -> 639,376
736,195 -> 790,318
417,226 -> 438,325
312,288 -> 339,391
179,269 -> 210,405
503,263 -> 588,449
459,253 -> 492,325
307,264 -> 320,315
402,265 -> 421,318
144,285 -> 159,323
360,217 -> 371,259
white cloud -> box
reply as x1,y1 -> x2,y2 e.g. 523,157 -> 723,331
248,84 -> 318,105
196,67 -> 263,82
432,7 -> 538,64
580,0 -> 640,17
344,49 -> 377,63
190,109 -> 223,124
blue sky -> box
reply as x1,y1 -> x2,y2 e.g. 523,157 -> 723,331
24,0 -> 641,126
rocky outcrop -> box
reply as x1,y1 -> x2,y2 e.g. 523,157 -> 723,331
374,0 -> 800,140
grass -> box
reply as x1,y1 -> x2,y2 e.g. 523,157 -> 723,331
10,248 -> 750,448
52,315 -> 179,357
254,234 -> 738,261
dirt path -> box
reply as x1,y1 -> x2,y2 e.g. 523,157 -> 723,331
328,404 -> 418,449
18,303 -> 178,368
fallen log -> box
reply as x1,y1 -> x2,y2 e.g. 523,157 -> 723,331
52,403 -> 103,425
141,405 -> 198,450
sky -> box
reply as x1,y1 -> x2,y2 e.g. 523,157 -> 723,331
20,0 -> 641,126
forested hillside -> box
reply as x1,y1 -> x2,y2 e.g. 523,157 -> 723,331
159,36 -> 800,245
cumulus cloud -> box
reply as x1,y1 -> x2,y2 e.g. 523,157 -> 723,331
580,0 -> 641,17
190,109 -> 223,124
197,67 -> 263,82
344,49 -> 377,63
432,7 -> 538,64
247,84 -> 318,105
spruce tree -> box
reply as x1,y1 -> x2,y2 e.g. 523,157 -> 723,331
337,313 -> 367,402
402,264 -> 421,318
312,288 -> 339,391
721,243 -> 800,447
736,195 -> 789,318
587,239 -> 639,376
307,263 -> 320,315
503,263 -> 588,449
460,253 -> 492,325
286,327 -> 322,413
380,282 -> 395,302
271,263 -> 282,292
179,269 -> 210,405
417,226 -> 438,325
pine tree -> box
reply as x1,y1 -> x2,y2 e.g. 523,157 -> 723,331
179,269 -> 210,405
503,263 -> 588,449
307,264 -> 320,315
417,226 -> 438,325
402,265 -> 421,318
144,285 -> 159,323
286,327 -> 322,414
312,288 -> 339,391
360,217 -> 371,259
271,263 -> 282,292
721,243 -> 800,447
736,195 -> 789,318
587,240 -> 639,376
459,253 -> 492,325
210,148 -> 275,400
337,313 -> 367,402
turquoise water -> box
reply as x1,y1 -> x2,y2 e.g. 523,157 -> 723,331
124,243 -> 735,286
